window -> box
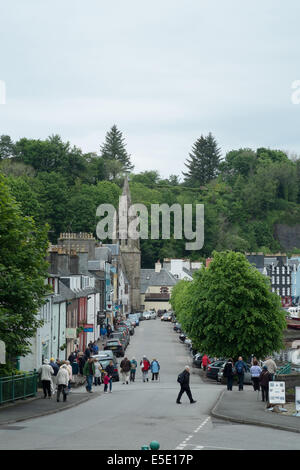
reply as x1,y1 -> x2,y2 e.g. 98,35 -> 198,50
276,267 -> 279,274
276,276 -> 280,284
282,277 -> 285,285
276,288 -> 280,295
287,277 -> 290,285
282,288 -> 285,296
282,266 -> 285,274
287,288 -> 290,296
272,287 -> 275,293
272,276 -> 275,284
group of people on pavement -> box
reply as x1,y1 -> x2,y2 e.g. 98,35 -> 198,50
222,355 -> 277,402
38,358 -> 73,402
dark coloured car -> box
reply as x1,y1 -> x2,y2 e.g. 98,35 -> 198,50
206,361 -> 226,381
104,340 -> 124,357
116,326 -> 131,346
110,332 -> 128,349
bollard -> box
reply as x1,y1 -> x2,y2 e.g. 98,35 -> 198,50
150,441 -> 160,450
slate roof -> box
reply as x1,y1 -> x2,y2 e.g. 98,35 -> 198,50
140,268 -> 178,294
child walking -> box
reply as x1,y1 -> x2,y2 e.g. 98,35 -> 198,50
103,372 -> 110,393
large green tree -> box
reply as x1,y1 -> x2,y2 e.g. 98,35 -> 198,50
0,174 -> 50,371
171,251 -> 286,359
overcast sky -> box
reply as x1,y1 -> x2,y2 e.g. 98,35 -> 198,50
1,0 -> 300,177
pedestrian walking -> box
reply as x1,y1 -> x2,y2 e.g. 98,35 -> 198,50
84,346 -> 91,360
176,366 -> 197,404
105,360 -> 114,392
250,360 -> 262,391
103,372 -> 110,393
50,357 -> 59,394
234,356 -> 248,391
259,366 -> 272,402
83,357 -> 95,393
56,364 -> 69,402
263,356 -> 277,380
140,356 -> 151,382
130,357 -> 137,382
107,324 -> 112,338
68,351 -> 77,364
65,360 -> 73,391
38,359 -> 54,399
94,360 -> 102,386
223,358 -> 234,391
202,354 -> 211,371
150,359 -> 160,381
120,357 -> 131,384
92,342 -> 99,355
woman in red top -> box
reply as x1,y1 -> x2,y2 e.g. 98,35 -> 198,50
202,354 -> 211,371
140,356 -> 150,382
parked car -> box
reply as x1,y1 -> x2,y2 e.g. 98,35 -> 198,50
143,311 -> 151,320
206,361 -> 227,380
110,331 -> 128,349
128,313 -> 139,326
92,351 -> 115,362
217,363 -> 252,384
179,333 -> 186,342
149,311 -> 157,319
173,322 -> 181,332
193,353 -> 203,368
92,355 -> 119,382
104,340 -> 125,357
120,320 -> 134,335
161,313 -> 172,321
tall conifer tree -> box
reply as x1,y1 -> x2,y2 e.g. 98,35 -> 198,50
100,125 -> 134,173
183,132 -> 221,186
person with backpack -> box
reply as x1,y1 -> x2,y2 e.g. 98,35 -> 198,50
234,356 -> 248,391
223,358 -> 234,391
130,357 -> 137,382
140,356 -> 151,382
150,358 -> 160,381
176,366 -> 197,404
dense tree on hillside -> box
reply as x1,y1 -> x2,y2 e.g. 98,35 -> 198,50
183,132 -> 221,186
100,125 -> 134,175
0,174 -> 50,372
14,135 -> 87,183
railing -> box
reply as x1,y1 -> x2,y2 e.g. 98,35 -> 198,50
0,371 -> 39,405
276,363 -> 292,375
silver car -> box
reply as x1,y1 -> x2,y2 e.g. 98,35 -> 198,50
217,363 -> 253,384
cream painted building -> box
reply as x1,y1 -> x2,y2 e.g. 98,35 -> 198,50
140,261 -> 178,312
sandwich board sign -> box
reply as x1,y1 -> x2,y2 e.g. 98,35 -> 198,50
269,381 -> 285,405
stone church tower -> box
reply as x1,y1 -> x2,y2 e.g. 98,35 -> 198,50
114,176 -> 141,313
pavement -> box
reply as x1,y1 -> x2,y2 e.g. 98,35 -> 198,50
0,385 -> 101,426
211,386 -> 300,434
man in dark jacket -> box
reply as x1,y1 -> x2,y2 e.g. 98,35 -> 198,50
105,360 -> 115,393
234,356 -> 247,391
120,357 -> 131,384
223,358 -> 234,391
176,366 -> 197,404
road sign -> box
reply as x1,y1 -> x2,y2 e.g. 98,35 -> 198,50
269,381 -> 285,405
